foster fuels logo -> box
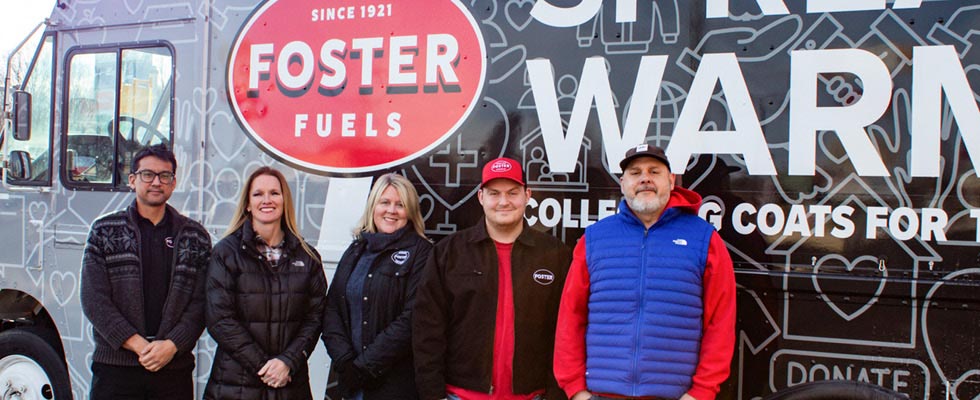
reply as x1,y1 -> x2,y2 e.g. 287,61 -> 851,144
228,0 -> 486,173
490,159 -> 513,172
533,269 -> 555,286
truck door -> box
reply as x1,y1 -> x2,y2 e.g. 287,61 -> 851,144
0,29 -> 74,398
2,32 -> 56,269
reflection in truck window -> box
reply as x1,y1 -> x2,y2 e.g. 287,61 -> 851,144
64,45 -> 173,187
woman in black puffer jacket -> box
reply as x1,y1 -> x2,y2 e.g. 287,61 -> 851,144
205,166 -> 327,400
322,173 -> 432,399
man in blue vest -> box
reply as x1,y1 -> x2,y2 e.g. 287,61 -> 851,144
554,144 -> 736,400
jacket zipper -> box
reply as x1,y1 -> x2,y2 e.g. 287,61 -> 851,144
488,241 -> 499,394
632,227 -> 650,397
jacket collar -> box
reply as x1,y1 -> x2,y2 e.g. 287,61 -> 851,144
238,218 -> 301,252
126,199 -> 186,231
361,225 -> 414,251
466,218 -> 539,247
617,199 -> 680,229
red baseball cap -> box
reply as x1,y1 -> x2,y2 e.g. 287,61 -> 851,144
481,157 -> 525,187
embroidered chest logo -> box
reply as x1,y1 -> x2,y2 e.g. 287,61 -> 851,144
392,250 -> 410,265
673,238 -> 688,246
165,237 -> 175,248
532,269 -> 555,285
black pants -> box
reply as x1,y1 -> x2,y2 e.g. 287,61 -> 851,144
90,362 -> 194,400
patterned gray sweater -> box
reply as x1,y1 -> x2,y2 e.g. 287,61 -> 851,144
80,201 -> 212,369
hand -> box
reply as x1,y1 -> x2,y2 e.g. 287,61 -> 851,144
570,390 -> 592,400
680,394 -> 697,400
258,358 -> 291,388
138,339 -> 177,372
122,334 -> 149,355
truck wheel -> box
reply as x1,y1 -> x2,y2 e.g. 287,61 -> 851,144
0,329 -> 71,400
764,380 -> 908,400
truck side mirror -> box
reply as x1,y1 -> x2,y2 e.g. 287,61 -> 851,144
6,150 -> 32,181
12,91 -> 31,141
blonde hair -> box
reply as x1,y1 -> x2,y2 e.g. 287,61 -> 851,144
225,166 -> 317,259
353,173 -> 427,240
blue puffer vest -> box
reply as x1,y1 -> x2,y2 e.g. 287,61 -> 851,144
584,200 -> 714,398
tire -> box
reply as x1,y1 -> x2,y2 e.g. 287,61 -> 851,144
0,329 -> 72,400
764,380 -> 908,400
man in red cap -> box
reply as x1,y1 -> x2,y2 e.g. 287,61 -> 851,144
413,157 -> 572,400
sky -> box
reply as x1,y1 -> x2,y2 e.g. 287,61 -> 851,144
1,0 -> 56,57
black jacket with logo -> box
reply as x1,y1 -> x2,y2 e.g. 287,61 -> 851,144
412,221 -> 572,400
322,226 -> 433,399
204,220 -> 327,400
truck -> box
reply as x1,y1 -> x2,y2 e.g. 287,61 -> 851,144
1,0 -> 979,399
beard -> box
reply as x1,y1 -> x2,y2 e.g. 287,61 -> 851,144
625,187 -> 668,216
626,195 -> 661,214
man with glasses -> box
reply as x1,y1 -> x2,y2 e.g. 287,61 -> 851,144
82,144 -> 212,399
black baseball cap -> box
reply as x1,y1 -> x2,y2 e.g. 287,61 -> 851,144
619,144 -> 671,171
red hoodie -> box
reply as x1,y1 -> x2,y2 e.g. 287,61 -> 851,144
553,187 -> 736,400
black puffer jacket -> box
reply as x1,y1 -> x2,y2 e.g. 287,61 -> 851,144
205,220 -> 327,400
322,226 -> 433,399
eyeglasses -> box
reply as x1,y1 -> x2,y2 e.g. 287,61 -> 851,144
133,170 -> 175,184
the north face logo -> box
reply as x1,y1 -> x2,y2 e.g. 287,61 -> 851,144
490,160 -> 512,173
392,250 -> 410,265
532,269 -> 555,285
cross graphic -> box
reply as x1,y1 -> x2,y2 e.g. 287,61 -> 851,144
429,136 -> 478,188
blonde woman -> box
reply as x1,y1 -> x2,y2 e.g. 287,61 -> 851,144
322,173 -> 433,399
205,166 -> 327,399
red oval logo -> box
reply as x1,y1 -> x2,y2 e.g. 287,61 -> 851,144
490,160 -> 512,172
228,0 -> 486,173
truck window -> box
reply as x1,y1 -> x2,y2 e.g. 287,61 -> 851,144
4,34 -> 55,186
63,45 -> 173,188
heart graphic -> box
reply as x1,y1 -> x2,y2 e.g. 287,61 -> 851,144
28,202 -> 48,223
505,0 -> 535,31
50,271 -> 78,307
192,87 -> 219,115
811,255 -> 886,321
209,111 -> 249,162
923,269 -> 980,399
